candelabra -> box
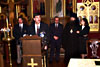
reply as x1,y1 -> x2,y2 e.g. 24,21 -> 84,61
1,18 -> 14,67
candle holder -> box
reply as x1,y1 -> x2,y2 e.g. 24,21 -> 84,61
1,22 -> 14,67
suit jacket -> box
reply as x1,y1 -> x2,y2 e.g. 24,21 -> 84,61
28,21 -> 50,41
13,23 -> 29,40
79,25 -> 90,37
50,23 -> 63,43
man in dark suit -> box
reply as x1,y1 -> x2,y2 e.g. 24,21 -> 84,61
49,16 -> 63,63
28,13 -> 49,40
13,16 -> 29,64
28,13 -> 49,67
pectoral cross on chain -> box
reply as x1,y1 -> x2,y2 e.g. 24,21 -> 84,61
70,29 -> 73,33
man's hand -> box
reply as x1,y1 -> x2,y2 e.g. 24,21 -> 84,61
44,45 -> 48,50
54,36 -> 59,40
76,31 -> 80,34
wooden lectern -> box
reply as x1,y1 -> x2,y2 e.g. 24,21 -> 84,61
0,42 -> 4,67
21,35 -> 42,67
0,54 -> 3,67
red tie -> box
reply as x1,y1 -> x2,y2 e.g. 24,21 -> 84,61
37,25 -> 39,34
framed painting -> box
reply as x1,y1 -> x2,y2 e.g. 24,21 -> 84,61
31,0 -> 46,18
65,0 -> 77,16
51,0 -> 64,18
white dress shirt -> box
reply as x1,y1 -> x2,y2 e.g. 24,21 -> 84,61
55,23 -> 58,28
19,23 -> 23,29
35,23 -> 40,34
82,26 -> 85,30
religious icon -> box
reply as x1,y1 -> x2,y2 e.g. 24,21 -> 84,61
40,0 -> 45,15
80,6 -> 85,11
33,0 -> 45,15
56,0 -> 62,13
91,5 -> 96,10
66,0 -> 73,16
52,0 -> 63,17
33,0 -> 40,14
94,16 -> 98,23
89,16 -> 93,23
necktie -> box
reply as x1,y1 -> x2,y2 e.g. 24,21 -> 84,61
19,26 -> 22,32
55,24 -> 58,32
37,25 -> 39,34
55,24 -> 58,28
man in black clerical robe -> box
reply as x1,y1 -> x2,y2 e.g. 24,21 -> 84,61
62,13 -> 80,66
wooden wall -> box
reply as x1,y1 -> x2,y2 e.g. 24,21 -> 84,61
27,0 -> 100,39
27,0 -> 70,26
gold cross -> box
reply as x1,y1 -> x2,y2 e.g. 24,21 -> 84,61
27,58 -> 38,67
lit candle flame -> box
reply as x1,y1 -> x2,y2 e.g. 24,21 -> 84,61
6,18 -> 9,29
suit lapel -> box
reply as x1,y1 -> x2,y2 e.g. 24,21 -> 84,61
33,23 -> 36,35
39,22 -> 42,34
55,23 -> 59,29
17,24 -> 22,33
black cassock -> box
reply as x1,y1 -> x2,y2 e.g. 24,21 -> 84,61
62,21 -> 80,65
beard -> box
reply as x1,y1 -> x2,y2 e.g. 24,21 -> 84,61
70,21 -> 75,25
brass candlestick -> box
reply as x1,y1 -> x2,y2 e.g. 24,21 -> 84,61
2,18 -> 14,67
10,27 -> 14,39
3,30 -> 13,67
3,30 -> 12,67
8,40 -> 12,67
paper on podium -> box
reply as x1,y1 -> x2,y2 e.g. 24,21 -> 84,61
68,58 -> 96,67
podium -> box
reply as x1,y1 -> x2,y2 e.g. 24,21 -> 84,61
21,35 -> 42,67
0,54 -> 3,67
0,42 -> 4,67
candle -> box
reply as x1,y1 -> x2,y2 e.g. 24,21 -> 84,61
3,28 -> 6,38
11,27 -> 13,37
16,5 -> 18,18
0,6 -> 1,13
6,18 -> 9,29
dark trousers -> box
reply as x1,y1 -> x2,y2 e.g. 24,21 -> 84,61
79,37 -> 88,54
49,41 -> 61,61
